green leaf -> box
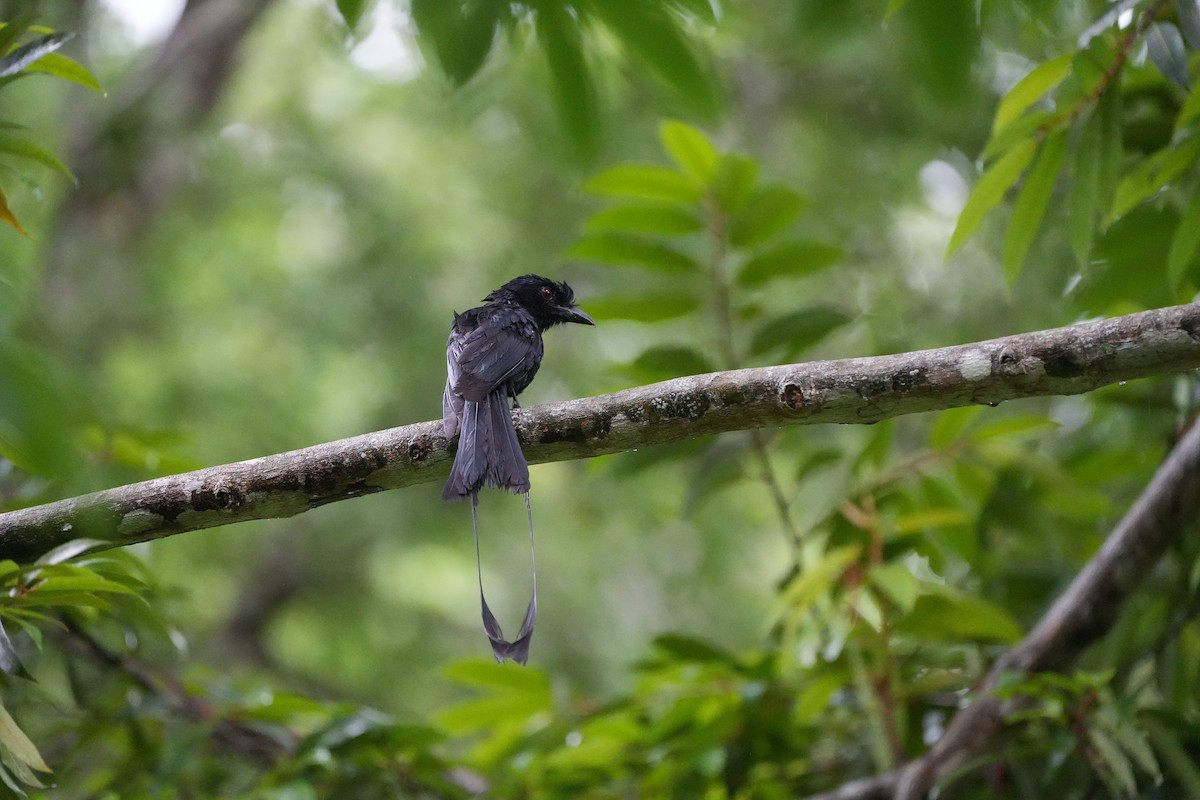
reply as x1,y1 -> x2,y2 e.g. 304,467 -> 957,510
1108,717 -> 1161,786
1110,137 -> 1200,222
566,231 -> 699,273
1181,0 -> 1200,50
0,134 -> 74,181
1003,129 -> 1068,284
24,52 -> 102,92
588,0 -> 718,117
930,406 -> 983,446
0,619 -> 31,680
992,54 -> 1073,135
947,137 -> 1038,257
584,293 -> 700,322
0,698 -> 48,775
410,0 -> 499,85
749,306 -> 850,360
1177,81 -> 1200,132
1168,190 -> 1200,291
0,18 -> 33,58
892,508 -> 972,534
770,544 -> 862,626
737,239 -> 842,286
869,563 -> 920,613
983,109 -> 1053,161
583,164 -> 702,204
1146,22 -> 1190,89
658,120 -> 718,183
622,345 -> 714,382
1070,107 -> 1104,263
36,539 -> 107,566
437,659 -> 552,735
728,185 -> 808,248
651,634 -> 736,665
335,0 -> 369,30
30,572 -> 135,596
970,414 -> 1058,442
1088,726 -> 1138,798
671,0 -> 718,25
711,153 -> 759,214
1143,715 -> 1200,797
538,5 -> 599,159
584,203 -> 703,235
0,31 -> 72,79
1096,85 -> 1122,207
795,670 -> 846,723
896,586 -> 1022,642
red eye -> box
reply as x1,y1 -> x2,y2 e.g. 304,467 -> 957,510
540,286 -> 554,301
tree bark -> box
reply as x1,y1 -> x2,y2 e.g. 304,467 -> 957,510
0,302 -> 1197,562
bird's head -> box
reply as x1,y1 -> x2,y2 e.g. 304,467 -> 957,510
490,274 -> 595,329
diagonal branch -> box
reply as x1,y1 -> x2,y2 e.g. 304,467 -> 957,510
0,303 -> 1198,562
801,397 -> 1200,800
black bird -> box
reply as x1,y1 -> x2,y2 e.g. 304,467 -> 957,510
442,274 -> 594,664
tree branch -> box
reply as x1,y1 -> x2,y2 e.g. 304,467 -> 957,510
1,303 -> 1198,562
800,398 -> 1200,800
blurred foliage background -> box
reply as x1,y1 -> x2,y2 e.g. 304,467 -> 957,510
1,0 -> 1199,796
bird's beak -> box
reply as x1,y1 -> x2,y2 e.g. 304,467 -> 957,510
565,307 -> 595,325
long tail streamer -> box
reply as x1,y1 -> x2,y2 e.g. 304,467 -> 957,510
471,491 -> 537,664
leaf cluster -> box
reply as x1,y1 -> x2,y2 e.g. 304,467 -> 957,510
0,16 -> 100,238
950,0 -> 1200,296
335,0 -> 718,158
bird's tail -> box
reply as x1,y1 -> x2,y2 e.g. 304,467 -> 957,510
442,392 -> 530,502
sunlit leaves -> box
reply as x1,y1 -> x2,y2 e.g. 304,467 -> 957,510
659,119 -> 718,182
583,164 -> 702,204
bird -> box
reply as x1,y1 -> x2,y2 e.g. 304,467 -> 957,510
442,274 -> 594,664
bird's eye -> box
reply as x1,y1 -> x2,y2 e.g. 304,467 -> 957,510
540,286 -> 554,301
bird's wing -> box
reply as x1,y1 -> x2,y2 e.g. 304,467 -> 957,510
449,309 -> 537,402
